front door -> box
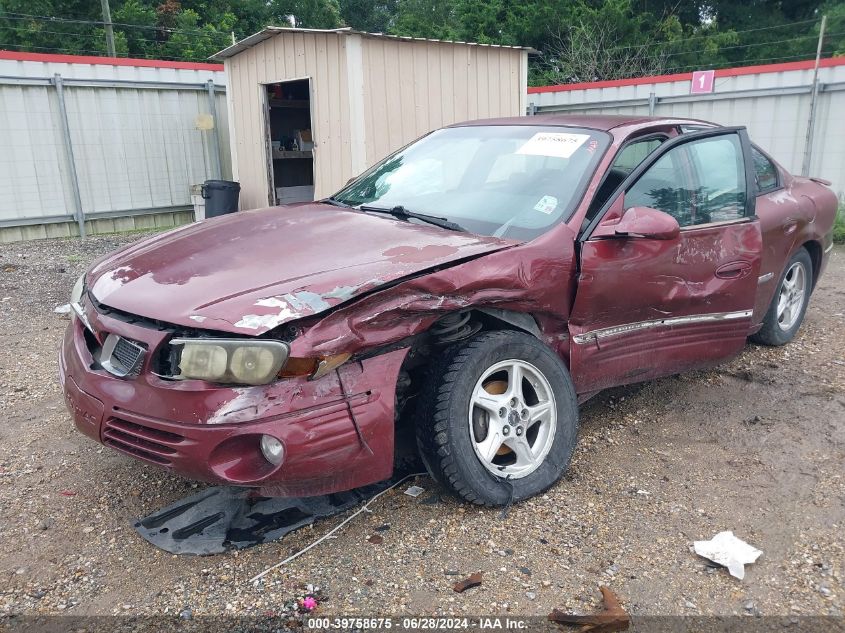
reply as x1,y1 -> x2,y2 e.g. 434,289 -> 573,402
569,128 -> 763,394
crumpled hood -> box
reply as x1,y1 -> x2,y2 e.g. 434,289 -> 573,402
88,204 -> 512,334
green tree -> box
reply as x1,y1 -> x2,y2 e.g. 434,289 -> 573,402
339,0 -> 398,32
270,0 -> 343,29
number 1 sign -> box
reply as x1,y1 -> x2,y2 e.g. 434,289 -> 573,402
690,70 -> 715,94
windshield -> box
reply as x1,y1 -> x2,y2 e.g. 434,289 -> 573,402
332,125 -> 610,241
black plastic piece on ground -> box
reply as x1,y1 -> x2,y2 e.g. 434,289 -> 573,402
134,481 -> 393,555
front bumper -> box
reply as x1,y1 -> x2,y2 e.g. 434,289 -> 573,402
59,297 -> 408,497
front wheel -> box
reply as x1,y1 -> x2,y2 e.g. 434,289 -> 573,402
416,330 -> 579,506
752,248 -> 813,346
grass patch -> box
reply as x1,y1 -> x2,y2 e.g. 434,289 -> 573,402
835,205 -> 845,244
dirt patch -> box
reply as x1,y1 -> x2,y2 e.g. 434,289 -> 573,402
0,234 -> 842,618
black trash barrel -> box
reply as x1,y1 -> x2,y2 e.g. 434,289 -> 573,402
201,180 -> 240,218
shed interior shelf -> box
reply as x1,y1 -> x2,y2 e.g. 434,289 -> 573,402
272,149 -> 313,160
268,99 -> 310,109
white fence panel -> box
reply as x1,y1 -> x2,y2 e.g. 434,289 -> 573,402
529,60 -> 845,199
0,53 -> 231,228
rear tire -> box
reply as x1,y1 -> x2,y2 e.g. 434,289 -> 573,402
416,330 -> 579,506
752,248 -> 812,346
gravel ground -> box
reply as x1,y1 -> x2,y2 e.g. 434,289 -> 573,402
0,232 -> 843,623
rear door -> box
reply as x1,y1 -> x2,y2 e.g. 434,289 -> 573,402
568,128 -> 762,394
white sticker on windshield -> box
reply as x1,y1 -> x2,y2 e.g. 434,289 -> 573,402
534,195 -> 558,214
516,132 -> 591,159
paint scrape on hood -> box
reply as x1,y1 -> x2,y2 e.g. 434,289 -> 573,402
87,204 -> 513,334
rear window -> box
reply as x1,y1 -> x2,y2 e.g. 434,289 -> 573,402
752,146 -> 779,193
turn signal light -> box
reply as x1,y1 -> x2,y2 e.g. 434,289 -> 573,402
278,353 -> 352,379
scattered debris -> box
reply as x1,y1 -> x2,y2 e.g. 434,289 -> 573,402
248,473 -> 426,584
367,534 -> 384,545
453,572 -> 482,593
374,523 -> 391,532
404,485 -> 425,497
693,531 -> 762,580
53,303 -> 71,315
548,586 -> 630,632
59,490 -> 76,497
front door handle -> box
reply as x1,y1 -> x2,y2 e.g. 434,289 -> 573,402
715,261 -> 752,279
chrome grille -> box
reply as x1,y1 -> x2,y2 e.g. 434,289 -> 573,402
98,333 -> 146,377
113,337 -> 144,371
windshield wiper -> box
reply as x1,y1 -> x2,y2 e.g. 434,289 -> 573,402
322,197 -> 352,208
358,205 -> 465,232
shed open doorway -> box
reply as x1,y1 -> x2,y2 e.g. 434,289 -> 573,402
263,78 -> 314,206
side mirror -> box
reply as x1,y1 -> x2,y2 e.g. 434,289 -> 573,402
593,205 -> 680,241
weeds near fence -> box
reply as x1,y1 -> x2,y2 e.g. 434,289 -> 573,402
835,206 -> 845,244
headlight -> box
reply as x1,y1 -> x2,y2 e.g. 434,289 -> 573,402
70,274 -> 85,304
171,339 -> 289,385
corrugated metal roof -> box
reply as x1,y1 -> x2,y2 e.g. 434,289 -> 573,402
212,26 -> 538,60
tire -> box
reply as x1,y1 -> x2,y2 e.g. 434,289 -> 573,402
416,330 -> 579,506
751,248 -> 813,346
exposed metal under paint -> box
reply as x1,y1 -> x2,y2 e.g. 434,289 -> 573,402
571,310 -> 754,344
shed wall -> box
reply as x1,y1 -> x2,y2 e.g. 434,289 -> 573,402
224,32 -> 351,210
360,38 -> 526,167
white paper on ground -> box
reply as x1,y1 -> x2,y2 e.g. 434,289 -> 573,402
693,531 -> 762,580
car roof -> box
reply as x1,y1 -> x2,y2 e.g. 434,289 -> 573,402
452,114 -> 716,132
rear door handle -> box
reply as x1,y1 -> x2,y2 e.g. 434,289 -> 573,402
715,261 -> 752,279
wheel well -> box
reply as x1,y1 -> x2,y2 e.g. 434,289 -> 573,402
801,240 -> 822,288
391,308 -> 542,466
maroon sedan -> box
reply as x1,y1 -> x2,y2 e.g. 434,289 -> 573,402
60,115 -> 837,506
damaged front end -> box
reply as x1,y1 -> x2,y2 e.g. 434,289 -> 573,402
61,287 -> 411,497
61,201 -> 578,498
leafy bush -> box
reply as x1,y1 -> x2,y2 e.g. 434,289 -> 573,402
834,206 -> 845,244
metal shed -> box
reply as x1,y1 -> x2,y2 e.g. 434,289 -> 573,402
214,27 -> 534,210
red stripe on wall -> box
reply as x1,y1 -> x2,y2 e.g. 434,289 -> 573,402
0,50 -> 224,71
528,56 -> 845,94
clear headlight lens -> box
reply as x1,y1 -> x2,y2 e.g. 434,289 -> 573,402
171,339 -> 289,385
70,274 -> 85,304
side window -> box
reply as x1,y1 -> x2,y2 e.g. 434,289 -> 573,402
583,136 -> 666,226
612,137 -> 663,171
625,134 -> 747,227
751,146 -> 779,193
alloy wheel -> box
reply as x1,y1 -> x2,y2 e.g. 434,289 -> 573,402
468,359 -> 557,479
776,261 -> 806,331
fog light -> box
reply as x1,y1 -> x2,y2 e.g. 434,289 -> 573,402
260,435 -> 284,465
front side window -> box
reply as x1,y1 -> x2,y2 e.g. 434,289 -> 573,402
333,125 -> 610,241
625,134 -> 747,227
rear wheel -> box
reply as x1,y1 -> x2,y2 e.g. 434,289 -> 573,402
752,248 -> 812,346
416,330 -> 579,506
